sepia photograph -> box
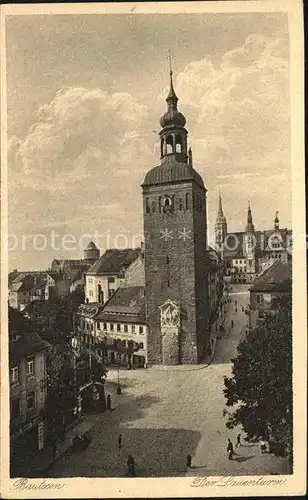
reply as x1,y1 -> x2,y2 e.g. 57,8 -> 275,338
0,1 -> 306,498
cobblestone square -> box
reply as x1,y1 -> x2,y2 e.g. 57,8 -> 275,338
48,286 -> 289,478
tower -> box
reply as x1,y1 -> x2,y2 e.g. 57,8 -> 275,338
84,241 -> 100,264
142,69 -> 209,365
244,201 -> 256,273
215,191 -> 227,259
274,211 -> 279,231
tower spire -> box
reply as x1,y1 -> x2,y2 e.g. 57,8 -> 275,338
159,54 -> 188,161
166,51 -> 178,105
274,210 -> 279,230
246,200 -> 255,232
218,190 -> 223,216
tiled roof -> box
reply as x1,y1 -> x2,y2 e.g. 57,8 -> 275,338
97,286 -> 146,321
250,261 -> 292,292
142,155 -> 205,189
9,331 -> 50,362
87,248 -> 141,276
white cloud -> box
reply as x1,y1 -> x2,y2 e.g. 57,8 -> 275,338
174,31 -> 290,177
9,86 -> 149,191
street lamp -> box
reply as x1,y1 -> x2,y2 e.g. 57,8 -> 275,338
116,360 -> 122,394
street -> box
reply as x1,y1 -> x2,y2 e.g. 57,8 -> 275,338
47,285 -> 289,477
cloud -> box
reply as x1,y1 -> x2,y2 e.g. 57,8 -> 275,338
174,31 -> 290,177
9,86 -> 149,191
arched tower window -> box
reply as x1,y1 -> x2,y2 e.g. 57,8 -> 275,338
171,195 -> 175,210
185,193 -> 190,210
175,135 -> 182,154
145,198 -> 151,214
166,135 -> 174,154
160,138 -> 164,157
163,195 -> 172,210
159,196 -> 163,213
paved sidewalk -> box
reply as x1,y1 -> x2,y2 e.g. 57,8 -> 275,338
12,413 -> 102,477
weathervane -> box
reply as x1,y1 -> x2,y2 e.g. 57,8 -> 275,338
168,49 -> 173,75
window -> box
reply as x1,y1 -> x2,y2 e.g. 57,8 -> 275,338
139,326 -> 144,334
257,294 -> 264,304
96,321 -> 100,329
132,325 -> 135,334
103,322 -> 107,330
166,255 -> 170,264
167,279 -> 170,287
110,323 -> 114,332
124,324 -> 128,333
117,323 -> 121,332
185,193 -> 190,210
108,277 -> 115,283
27,391 -> 35,410
11,366 -> 19,383
11,398 -> 20,420
139,342 -> 144,349
27,356 -> 34,376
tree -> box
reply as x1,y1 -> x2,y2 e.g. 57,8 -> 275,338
223,296 -> 292,461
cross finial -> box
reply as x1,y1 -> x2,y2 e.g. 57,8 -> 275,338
168,49 -> 173,76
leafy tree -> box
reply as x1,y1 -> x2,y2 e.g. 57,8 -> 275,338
223,296 -> 292,461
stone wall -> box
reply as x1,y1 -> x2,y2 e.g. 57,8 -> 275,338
143,181 -> 209,364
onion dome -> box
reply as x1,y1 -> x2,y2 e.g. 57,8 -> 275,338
160,71 -> 186,129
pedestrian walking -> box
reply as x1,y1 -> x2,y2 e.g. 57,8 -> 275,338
186,454 -> 192,468
118,433 -> 122,449
236,433 -> 241,447
127,454 -> 136,476
260,440 -> 267,453
227,438 -> 234,460
107,394 -> 111,410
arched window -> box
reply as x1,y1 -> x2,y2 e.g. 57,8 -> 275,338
171,195 -> 175,210
145,198 -> 151,214
185,193 -> 190,210
166,135 -> 174,154
152,200 -> 156,213
163,195 -> 172,213
160,138 -> 164,157
179,198 -> 184,211
159,196 -> 163,213
175,135 -> 182,153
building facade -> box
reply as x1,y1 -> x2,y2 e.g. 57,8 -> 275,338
215,195 -> 292,283
85,248 -> 142,304
142,71 -> 209,365
9,329 -> 49,475
75,286 -> 147,368
249,260 -> 292,329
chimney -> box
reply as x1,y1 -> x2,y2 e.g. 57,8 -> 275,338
188,147 -> 193,167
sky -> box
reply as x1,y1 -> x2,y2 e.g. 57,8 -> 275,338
6,12 -> 291,270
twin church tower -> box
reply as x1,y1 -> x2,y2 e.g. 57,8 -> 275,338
142,71 -> 209,365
